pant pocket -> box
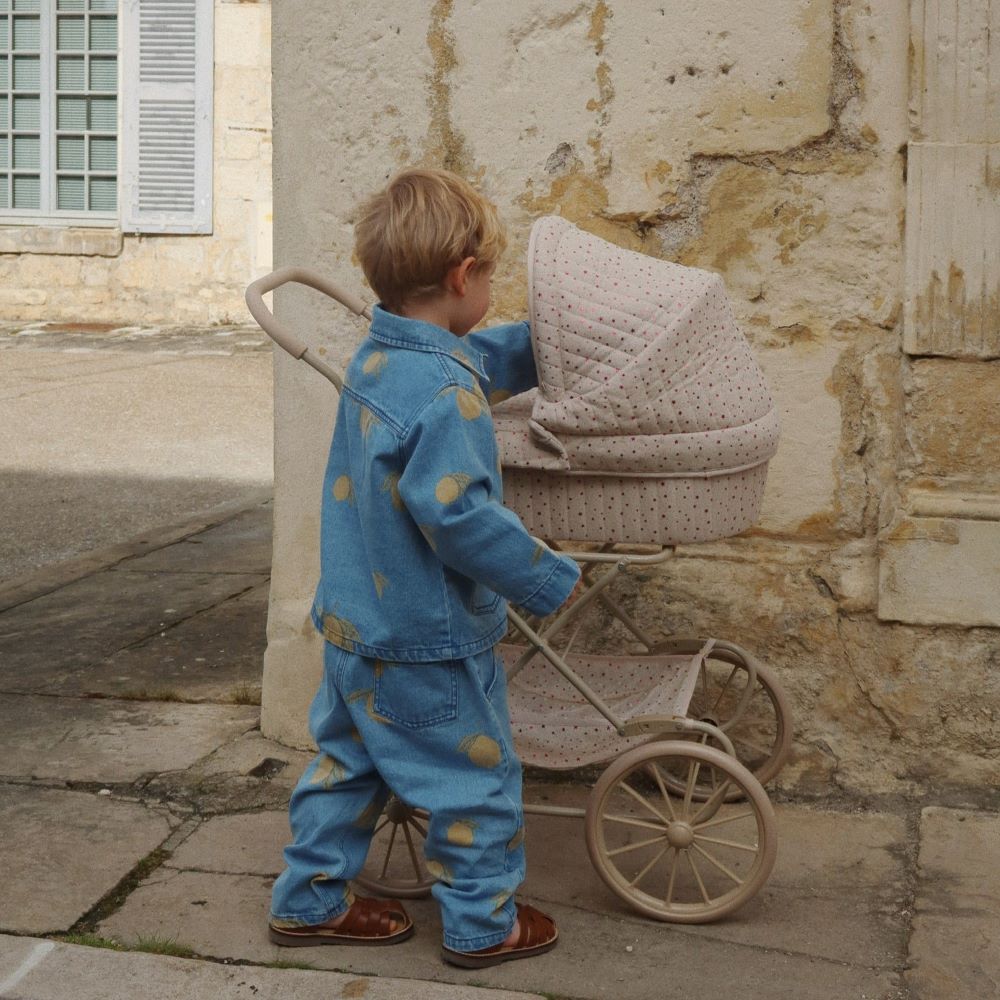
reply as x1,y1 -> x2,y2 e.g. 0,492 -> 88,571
373,660 -> 459,729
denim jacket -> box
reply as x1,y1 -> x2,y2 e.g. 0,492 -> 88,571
312,305 -> 581,662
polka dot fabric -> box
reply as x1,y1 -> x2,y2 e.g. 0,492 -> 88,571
491,215 -> 779,545
499,642 -> 706,769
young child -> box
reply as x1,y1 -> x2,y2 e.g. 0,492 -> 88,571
268,168 -> 581,967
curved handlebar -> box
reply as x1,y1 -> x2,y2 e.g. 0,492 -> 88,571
244,267 -> 373,390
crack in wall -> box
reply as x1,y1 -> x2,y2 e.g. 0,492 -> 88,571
424,0 -> 472,175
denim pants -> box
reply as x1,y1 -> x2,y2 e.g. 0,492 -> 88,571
270,640 -> 526,952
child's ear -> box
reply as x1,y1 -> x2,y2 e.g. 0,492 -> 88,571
446,256 -> 477,297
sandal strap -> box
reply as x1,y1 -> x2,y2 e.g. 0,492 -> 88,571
336,897 -> 409,938
513,903 -> 554,950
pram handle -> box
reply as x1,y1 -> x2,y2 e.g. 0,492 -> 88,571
244,267 -> 373,390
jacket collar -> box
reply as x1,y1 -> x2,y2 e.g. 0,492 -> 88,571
368,305 -> 489,381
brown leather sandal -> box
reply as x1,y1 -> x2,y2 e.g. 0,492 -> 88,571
268,896 -> 414,947
441,903 -> 558,968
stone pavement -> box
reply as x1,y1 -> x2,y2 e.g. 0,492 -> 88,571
2,328 -> 999,999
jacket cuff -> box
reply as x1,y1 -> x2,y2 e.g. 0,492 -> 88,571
519,554 -> 581,617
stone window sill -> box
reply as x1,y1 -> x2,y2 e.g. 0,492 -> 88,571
0,226 -> 124,258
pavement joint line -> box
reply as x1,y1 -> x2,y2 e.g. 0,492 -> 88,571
528,894 -> 905,974
0,939 -> 56,994
108,580 -> 264,657
0,493 -> 272,614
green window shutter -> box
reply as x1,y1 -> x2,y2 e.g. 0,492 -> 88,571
121,0 -> 212,234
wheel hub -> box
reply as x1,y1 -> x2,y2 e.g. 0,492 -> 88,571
385,798 -> 412,823
666,821 -> 694,848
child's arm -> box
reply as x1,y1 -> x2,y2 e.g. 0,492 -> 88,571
398,384 -> 579,617
463,321 -> 537,401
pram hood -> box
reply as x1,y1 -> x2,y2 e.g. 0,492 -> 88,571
494,215 -> 780,477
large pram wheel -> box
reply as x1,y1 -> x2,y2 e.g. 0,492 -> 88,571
354,796 -> 435,899
654,640 -> 792,799
585,742 -> 776,923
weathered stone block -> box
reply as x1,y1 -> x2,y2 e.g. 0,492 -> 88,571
878,514 -> 1000,627
906,359 -> 1000,484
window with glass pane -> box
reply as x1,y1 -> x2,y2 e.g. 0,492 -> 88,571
0,0 -> 117,218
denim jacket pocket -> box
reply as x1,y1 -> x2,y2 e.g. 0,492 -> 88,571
373,660 -> 459,729
471,584 -> 501,616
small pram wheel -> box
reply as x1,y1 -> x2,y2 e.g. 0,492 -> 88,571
653,641 -> 792,798
585,741 -> 777,923
354,796 -> 435,899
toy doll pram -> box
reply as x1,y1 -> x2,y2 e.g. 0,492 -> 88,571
246,215 -> 791,924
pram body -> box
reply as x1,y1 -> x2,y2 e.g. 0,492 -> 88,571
246,216 -> 791,924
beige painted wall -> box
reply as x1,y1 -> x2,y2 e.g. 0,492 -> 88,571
265,1 -> 1000,795
0,0 -> 272,325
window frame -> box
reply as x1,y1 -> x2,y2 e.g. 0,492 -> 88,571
0,0 -> 118,228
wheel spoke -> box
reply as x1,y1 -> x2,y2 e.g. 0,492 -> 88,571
682,760 -> 703,814
664,848 -> 679,906
686,849 -> 711,903
693,833 -> 759,853
602,812 -> 668,833
645,763 -> 678,821
379,822 -> 399,879
692,809 -> 755,831
401,816 -> 422,879
408,816 -> 429,839
692,842 -> 744,885
606,833 -> 668,858
711,665 -> 740,714
689,776 -> 734,825
372,817 -> 390,838
619,781 -> 672,825
628,841 -> 671,888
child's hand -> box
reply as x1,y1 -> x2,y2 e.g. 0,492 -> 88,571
562,578 -> 585,609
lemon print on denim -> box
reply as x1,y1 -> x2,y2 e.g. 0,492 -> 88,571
332,475 -> 354,503
350,726 -> 362,742
347,688 -> 391,725
354,793 -> 383,829
489,388 -> 512,405
372,571 -> 389,599
435,473 -> 472,504
426,859 -> 453,883
322,612 -> 360,650
359,406 -> 380,438
362,351 -> 388,376
446,819 -> 477,847
531,543 -> 545,565
491,889 -> 513,913
458,733 -> 502,768
310,753 -> 346,788
418,523 -> 438,552
381,472 -> 404,511
507,826 -> 525,852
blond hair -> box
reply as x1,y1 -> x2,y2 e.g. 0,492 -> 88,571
354,168 -> 507,312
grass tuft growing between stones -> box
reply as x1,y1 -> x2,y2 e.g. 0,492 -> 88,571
133,936 -> 198,959
55,932 -> 124,950
262,959 -> 317,970
117,688 -> 187,703
231,682 -> 262,706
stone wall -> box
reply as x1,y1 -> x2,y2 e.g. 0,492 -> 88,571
265,1 -> 999,795
0,0 -> 271,326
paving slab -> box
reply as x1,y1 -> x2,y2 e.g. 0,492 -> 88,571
116,504 -> 273,576
167,812 -> 290,876
99,868 -> 900,1000
188,730 -> 313,787
0,570 -> 266,692
0,694 -> 258,783
906,806 -> 1000,1000
0,786 -> 173,934
1,345 -> 272,580
520,782 -> 908,969
52,582 -> 269,703
0,935 -> 541,1000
